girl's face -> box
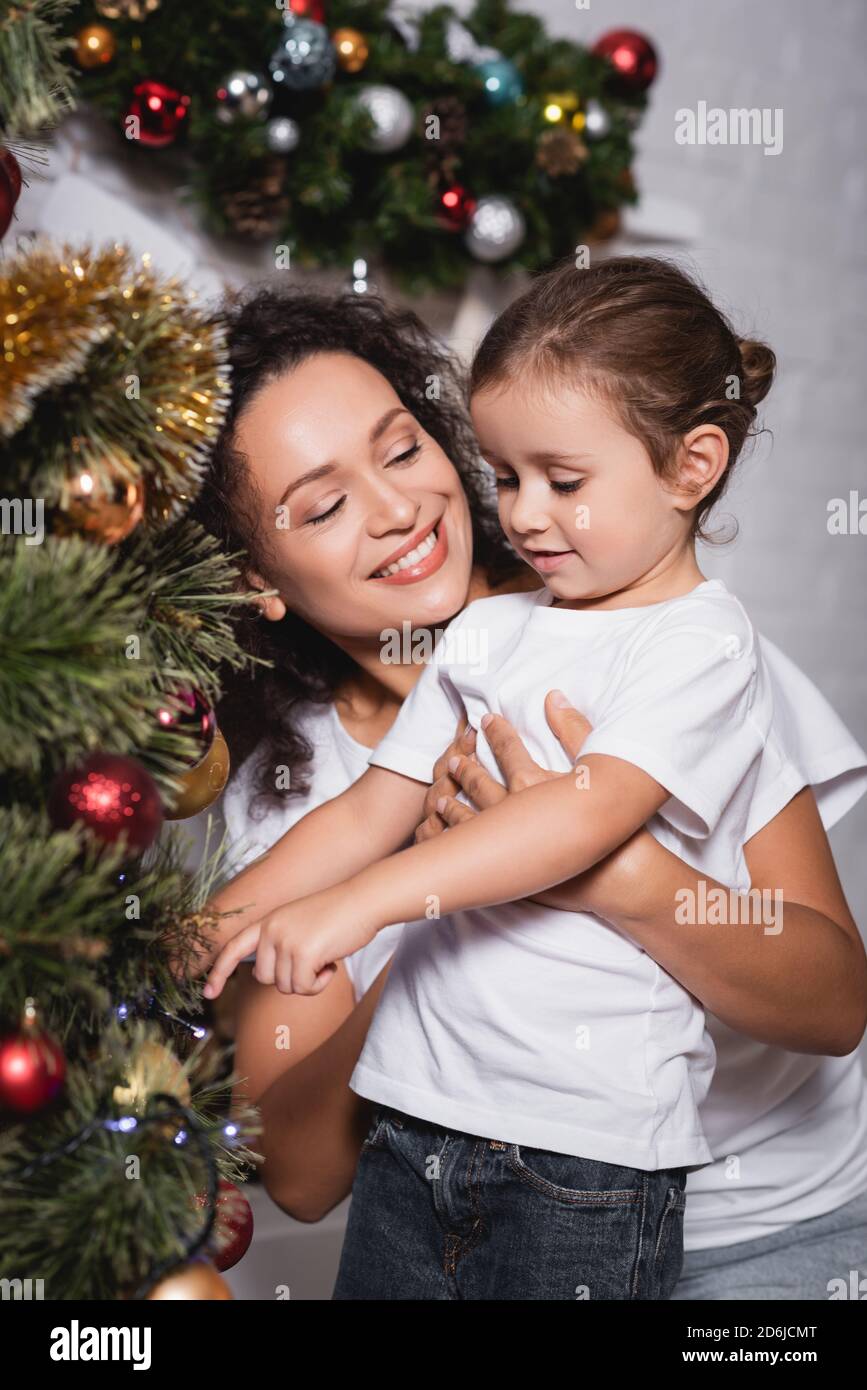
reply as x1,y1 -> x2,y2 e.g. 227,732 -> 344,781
470,376 -> 694,607
234,352 -> 474,639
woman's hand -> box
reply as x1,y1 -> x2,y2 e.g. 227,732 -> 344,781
416,691 -> 592,842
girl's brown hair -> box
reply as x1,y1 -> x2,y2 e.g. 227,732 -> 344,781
470,255 -> 776,540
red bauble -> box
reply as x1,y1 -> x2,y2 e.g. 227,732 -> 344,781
592,30 -> 658,94
49,753 -> 163,853
0,1007 -> 66,1114
125,80 -> 191,148
438,183 -> 476,231
0,148 -> 22,204
0,155 -> 17,240
286,0 -> 326,21
155,687 -> 216,767
193,1179 -> 254,1272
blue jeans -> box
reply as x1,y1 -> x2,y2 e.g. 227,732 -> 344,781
333,1106 -> 688,1300
672,1187 -> 867,1300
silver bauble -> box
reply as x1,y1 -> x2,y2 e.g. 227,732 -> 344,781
266,116 -> 301,154
464,196 -> 526,262
270,19 -> 336,92
584,98 -> 612,140
355,84 -> 414,153
215,71 -> 272,125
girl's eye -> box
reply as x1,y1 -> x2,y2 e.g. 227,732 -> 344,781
307,496 -> 346,526
551,479 -> 585,494
386,441 -> 422,466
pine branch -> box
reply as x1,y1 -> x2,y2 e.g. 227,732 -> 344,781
0,0 -> 76,138
0,1020 -> 260,1301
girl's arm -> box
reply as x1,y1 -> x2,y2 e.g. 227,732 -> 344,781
351,754 -> 668,930
436,706 -> 867,1056
206,748 -> 670,998
190,763 -> 426,974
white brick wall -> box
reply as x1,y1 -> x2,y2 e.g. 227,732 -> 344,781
499,0 -> 867,925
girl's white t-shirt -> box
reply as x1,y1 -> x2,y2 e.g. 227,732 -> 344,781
220,596 -> 867,1246
353,580 -> 783,1170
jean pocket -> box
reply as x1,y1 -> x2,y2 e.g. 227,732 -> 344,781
506,1145 -> 642,1206
653,1183 -> 687,1277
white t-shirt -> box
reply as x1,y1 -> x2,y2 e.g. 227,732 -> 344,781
219,603 -> 867,1247
352,579 -> 780,1170
221,702 -> 402,1000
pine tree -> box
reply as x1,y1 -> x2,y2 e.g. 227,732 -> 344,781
0,239 -> 262,1301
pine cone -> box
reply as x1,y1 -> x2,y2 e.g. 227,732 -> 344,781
536,128 -> 588,178
221,160 -> 290,240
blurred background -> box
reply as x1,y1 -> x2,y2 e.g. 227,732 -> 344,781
8,0 -> 866,1298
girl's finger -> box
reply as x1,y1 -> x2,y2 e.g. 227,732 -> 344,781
204,924 -> 261,999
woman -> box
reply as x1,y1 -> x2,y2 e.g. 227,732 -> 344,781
194,284 -> 867,1299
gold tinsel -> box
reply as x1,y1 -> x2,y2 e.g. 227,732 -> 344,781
0,242 -> 231,523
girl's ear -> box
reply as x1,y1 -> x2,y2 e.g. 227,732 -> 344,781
247,569 -> 287,622
672,424 -> 729,509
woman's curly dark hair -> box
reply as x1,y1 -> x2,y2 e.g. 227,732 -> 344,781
191,284 -> 522,817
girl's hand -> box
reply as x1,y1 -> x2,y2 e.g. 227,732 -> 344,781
415,691 -> 592,842
204,886 -> 380,999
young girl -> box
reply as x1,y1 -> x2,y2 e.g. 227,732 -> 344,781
206,257 -> 798,1299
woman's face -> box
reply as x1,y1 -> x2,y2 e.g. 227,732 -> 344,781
234,352 -> 475,640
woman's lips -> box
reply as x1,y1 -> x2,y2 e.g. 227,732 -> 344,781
369,520 -> 449,585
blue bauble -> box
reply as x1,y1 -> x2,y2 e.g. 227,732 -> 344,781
475,57 -> 523,107
270,18 -> 336,92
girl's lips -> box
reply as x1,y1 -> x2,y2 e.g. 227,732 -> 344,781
369,520 -> 449,585
523,548 -> 574,573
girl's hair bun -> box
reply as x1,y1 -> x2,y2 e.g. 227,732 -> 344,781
737,337 -> 776,408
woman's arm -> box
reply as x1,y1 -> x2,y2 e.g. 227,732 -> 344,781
434,705 -> 867,1056
234,962 -> 390,1222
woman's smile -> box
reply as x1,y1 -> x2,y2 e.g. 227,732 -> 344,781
369,517 -> 449,584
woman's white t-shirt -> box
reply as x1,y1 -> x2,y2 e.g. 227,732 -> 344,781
221,701 -> 402,1000
220,597 -> 867,1247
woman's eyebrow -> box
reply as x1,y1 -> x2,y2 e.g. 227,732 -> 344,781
278,463 -> 337,507
369,405 -> 412,443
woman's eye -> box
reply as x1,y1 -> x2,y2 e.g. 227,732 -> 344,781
552,479 -> 585,494
494,476 -> 518,489
307,496 -> 346,526
386,441 -> 422,466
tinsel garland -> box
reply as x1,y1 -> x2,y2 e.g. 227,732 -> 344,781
0,241 -> 231,521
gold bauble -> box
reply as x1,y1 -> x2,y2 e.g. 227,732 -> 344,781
542,91 -> 579,123
75,24 -> 117,69
52,450 -> 145,545
164,729 -> 230,821
146,1259 -> 233,1301
332,28 -> 369,73
96,0 -> 161,18
112,1039 -> 192,1114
